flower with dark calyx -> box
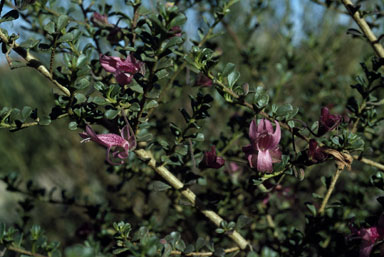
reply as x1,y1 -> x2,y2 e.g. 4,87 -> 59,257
199,146 -> 225,169
195,73 -> 213,87
79,119 -> 136,165
243,119 -> 281,172
100,54 -> 145,86
349,216 -> 384,257
318,107 -> 342,136
308,139 -> 328,163
91,12 -> 109,26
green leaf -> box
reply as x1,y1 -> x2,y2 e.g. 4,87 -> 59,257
164,36 -> 183,49
149,181 -> 171,192
169,14 -> 187,28
105,109 -> 119,119
76,54 -> 88,68
253,87 -> 269,108
93,81 -> 106,91
112,248 -> 129,254
39,115 -> 51,126
74,77 -> 90,89
144,100 -> 158,110
222,63 -> 235,77
305,202 -> 317,216
44,21 -> 55,34
215,228 -> 225,234
276,104 -> 293,117
74,93 -> 86,104
88,96 -> 107,106
68,121 -> 78,130
19,38 -> 40,49
21,106 -> 32,121
155,69 -> 169,81
227,71 -> 240,88
130,83 -> 143,93
58,32 -> 74,43
57,15 -> 69,31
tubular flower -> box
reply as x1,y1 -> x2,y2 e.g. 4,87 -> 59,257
243,119 -> 282,172
318,107 -> 342,136
199,146 -> 225,169
308,139 -> 328,163
100,54 -> 145,85
79,123 -> 136,165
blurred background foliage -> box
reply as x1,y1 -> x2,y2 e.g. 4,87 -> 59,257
1,0 -> 384,256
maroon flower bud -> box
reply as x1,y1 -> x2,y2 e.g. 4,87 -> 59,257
318,107 -> 342,136
199,146 -> 225,169
308,139 -> 328,163
91,12 -> 109,26
195,73 -> 212,87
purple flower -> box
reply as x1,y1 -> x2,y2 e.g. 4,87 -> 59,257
318,107 -> 342,136
351,227 -> 384,257
199,146 -> 225,169
79,122 -> 136,165
91,12 -> 109,26
308,139 -> 328,163
243,119 -> 282,172
100,54 -> 145,86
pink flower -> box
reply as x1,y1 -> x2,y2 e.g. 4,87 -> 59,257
100,54 -> 145,85
243,119 -> 281,172
79,122 -> 136,165
349,216 -> 384,257
318,107 -> 342,136
199,146 -> 225,169
91,12 -> 109,26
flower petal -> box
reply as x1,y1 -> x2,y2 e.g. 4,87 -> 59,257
97,133 -> 127,148
100,55 -> 121,73
257,150 -> 273,172
259,119 -> 273,134
249,120 -> 258,141
270,120 -> 281,148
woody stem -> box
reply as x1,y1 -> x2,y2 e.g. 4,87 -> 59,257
318,168 -> 343,215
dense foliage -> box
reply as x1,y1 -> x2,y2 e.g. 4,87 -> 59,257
1,0 -> 384,256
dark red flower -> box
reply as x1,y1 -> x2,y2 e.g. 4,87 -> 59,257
318,107 -> 342,136
308,139 -> 328,163
199,146 -> 225,169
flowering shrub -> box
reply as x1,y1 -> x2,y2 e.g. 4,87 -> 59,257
0,0 -> 384,257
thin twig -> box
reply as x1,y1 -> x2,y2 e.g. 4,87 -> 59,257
170,246 -> 239,256
7,246 -> 48,257
134,149 -> 249,250
354,155 -> 384,171
318,168 -> 343,215
341,0 -> 384,59
0,29 -> 71,96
